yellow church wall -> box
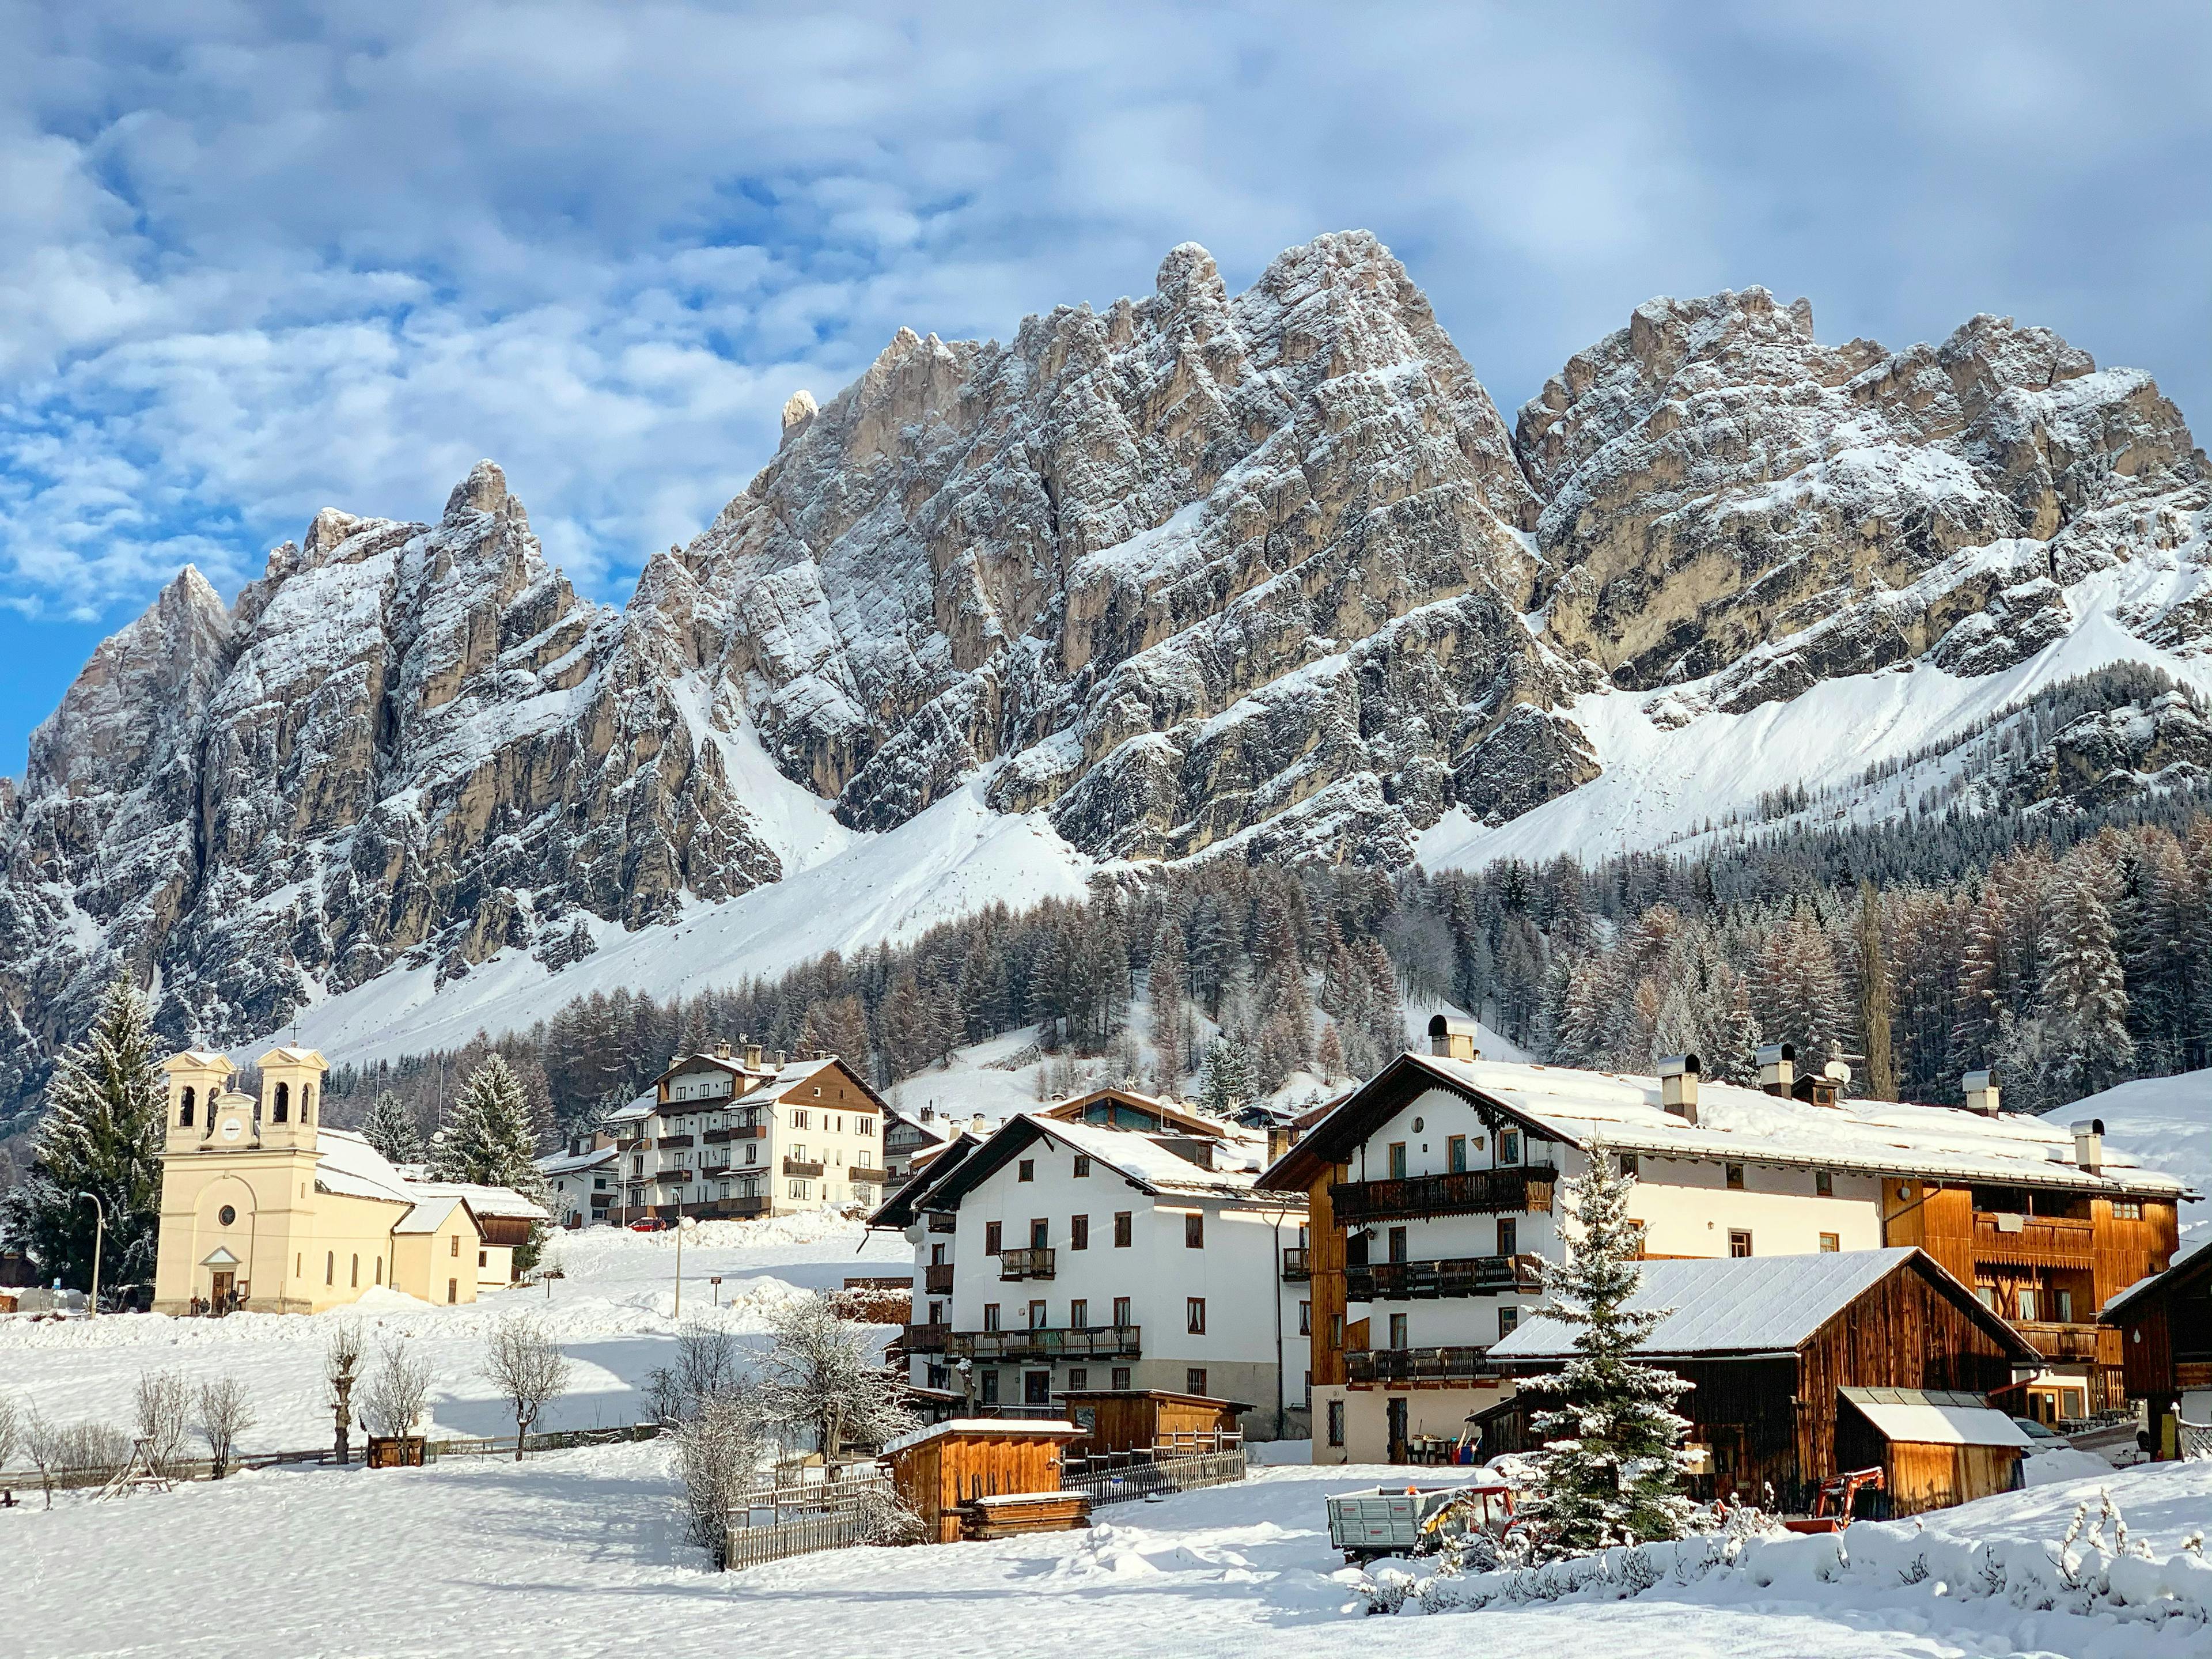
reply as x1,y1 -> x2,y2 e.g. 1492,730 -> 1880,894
153,1150 -> 415,1315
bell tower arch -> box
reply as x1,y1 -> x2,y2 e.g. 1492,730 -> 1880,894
257,1046 -> 328,1154
162,1051 -> 236,1154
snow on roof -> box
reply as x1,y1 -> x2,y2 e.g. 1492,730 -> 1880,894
1840,1388 -> 2032,1449
1490,1249 -> 1922,1359
1414,1055 -> 2190,1197
536,1146 -> 618,1175
393,1195 -> 464,1234
603,1092 -> 658,1124
313,1128 -> 416,1203
406,1179 -> 548,1221
2101,1236 -> 2212,1321
1020,1114 -> 1271,1198
880,1418 -> 1082,1455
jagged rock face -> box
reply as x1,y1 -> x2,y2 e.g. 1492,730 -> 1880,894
669,232 -> 1585,862
1519,287 -> 2211,707
2,234 -> 2208,1115
0,464 -> 780,1115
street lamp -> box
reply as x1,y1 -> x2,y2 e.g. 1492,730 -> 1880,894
673,1215 -> 698,1320
78,1192 -> 106,1319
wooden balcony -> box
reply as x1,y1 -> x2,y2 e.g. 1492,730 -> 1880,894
1345,1253 -> 1544,1302
1974,1213 -> 2096,1270
2014,1320 -> 2104,1363
924,1263 -> 955,1294
702,1123 -> 767,1143
782,1157 -> 825,1178
1331,1164 -> 1558,1224
998,1247 -> 1056,1281
926,1213 -> 958,1234
849,1168 -> 883,1187
653,1168 -> 691,1183
1346,1346 -> 1498,1385
1281,1247 -> 1310,1282
950,1325 -> 1141,1361
902,1322 -> 952,1353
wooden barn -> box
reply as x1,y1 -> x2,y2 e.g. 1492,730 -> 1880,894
2101,1238 -> 2212,1459
1834,1387 -> 2033,1514
1486,1247 -> 2040,1516
881,1418 -> 1086,1544
1056,1389 -> 1248,1456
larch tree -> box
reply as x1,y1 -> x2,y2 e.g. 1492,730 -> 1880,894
0,976 -> 166,1293
1518,1148 -> 1696,1555
1855,882 -> 1896,1101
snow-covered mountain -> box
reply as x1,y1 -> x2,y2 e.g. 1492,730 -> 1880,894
2,232 -> 2207,1106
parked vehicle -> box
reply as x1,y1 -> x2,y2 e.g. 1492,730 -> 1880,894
1325,1478 -> 1516,1564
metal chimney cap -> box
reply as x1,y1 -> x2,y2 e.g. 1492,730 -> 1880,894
1963,1069 -> 1995,1091
2070,1118 -> 2107,1137
1656,1054 -> 1700,1077
1755,1041 -> 1796,1066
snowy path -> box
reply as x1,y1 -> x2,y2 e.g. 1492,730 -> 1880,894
6,1447 -> 2056,1659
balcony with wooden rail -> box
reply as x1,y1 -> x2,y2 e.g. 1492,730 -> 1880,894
2013,1321 -> 2105,1363
1281,1247 -> 1310,1282
949,1324 -> 1141,1361
924,1263 -> 955,1294
1346,1346 -> 1498,1385
1973,1212 -> 2096,1270
1345,1253 -> 1544,1302
926,1213 -> 958,1234
1331,1164 -> 1558,1224
998,1247 -> 1056,1281
703,1123 -> 767,1143
782,1157 -> 825,1178
902,1321 -> 952,1353
656,1134 -> 695,1149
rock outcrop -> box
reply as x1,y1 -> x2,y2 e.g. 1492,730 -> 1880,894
1,237 -> 2206,1115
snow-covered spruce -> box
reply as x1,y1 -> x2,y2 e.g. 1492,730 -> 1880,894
1514,1147 -> 1698,1556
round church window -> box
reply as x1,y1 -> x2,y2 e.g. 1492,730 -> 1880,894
218,1205 -> 236,1226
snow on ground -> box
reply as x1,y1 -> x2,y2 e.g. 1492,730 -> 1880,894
284,773 -> 1096,1067
1419,578 -> 2212,872
2059,1069 -> 2211,1244
13,1439 -> 2211,1658
0,1214 -> 911,1456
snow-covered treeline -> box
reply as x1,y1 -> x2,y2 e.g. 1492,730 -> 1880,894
325,796 -> 2211,1139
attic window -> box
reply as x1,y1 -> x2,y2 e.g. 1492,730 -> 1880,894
1073,1155 -> 1090,1178
1018,1159 -> 1035,1183
1725,1163 -> 1745,1190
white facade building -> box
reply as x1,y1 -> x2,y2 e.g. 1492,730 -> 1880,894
539,1139 -> 618,1229
595,1046 -> 893,1222
876,1098 -> 1311,1441
1264,1023 -> 2189,1464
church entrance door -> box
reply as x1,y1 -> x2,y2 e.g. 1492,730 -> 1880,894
210,1270 -> 234,1311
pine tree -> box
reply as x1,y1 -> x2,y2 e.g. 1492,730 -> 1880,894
2041,861 -> 2135,1102
1855,882 -> 1896,1100
361,1091 -> 426,1166
1518,1148 -> 1696,1555
0,976 -> 166,1292
1194,1036 -> 1259,1119
431,1056 -> 550,1196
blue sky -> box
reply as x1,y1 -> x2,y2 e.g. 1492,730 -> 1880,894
2,1 -> 2206,774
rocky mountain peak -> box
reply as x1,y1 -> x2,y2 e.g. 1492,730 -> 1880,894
444,458 -> 513,522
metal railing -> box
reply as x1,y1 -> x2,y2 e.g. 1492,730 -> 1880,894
1345,1253 -> 1544,1301
1062,1442 -> 1248,1508
998,1247 -> 1055,1281
1331,1165 -> 1557,1224
949,1324 -> 1140,1361
1346,1345 -> 1497,1384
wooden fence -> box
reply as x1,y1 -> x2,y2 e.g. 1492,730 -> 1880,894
723,1471 -> 897,1570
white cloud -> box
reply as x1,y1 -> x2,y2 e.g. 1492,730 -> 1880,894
0,0 -> 2203,635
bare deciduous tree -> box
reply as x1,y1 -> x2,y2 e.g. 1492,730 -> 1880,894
0,1389 -> 21,1477
359,1336 -> 434,1442
26,1415 -> 131,1505
755,1295 -> 914,1463
194,1377 -> 255,1480
671,1389 -> 766,1556
324,1324 -> 365,1465
648,1324 -> 743,1425
133,1370 -> 192,1477
482,1318 -> 570,1459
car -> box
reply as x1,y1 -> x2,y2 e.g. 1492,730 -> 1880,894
627,1218 -> 671,1233
2013,1416 -> 2067,1444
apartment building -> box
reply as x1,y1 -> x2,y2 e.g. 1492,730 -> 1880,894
874,1094 -> 1312,1441
1262,1019 -> 2188,1463
599,1044 -> 893,1221
540,1138 -> 618,1229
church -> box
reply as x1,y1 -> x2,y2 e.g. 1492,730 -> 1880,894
151,1046 -> 547,1316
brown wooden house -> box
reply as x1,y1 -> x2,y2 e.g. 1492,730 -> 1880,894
882,1417 -> 1086,1543
1056,1388 -> 1247,1456
1486,1248 -> 2040,1515
2101,1238 -> 2212,1460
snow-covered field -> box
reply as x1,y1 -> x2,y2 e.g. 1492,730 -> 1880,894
9,1426 -> 2210,1657
0,1213 -> 912,1453
2060,1070 -> 2211,1244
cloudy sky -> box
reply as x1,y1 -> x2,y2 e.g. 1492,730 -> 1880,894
1,1 -> 2206,767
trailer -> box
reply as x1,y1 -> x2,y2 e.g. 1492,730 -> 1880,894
1325,1478 -> 1516,1564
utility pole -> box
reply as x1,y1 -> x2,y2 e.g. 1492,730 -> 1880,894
79,1192 -> 106,1319
673,1215 -> 698,1319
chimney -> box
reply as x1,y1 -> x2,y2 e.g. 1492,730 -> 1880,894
2071,1118 -> 2104,1174
715,1039 -> 733,1060
770,1049 -> 786,1067
1657,1053 -> 1700,1123
1756,1042 -> 1795,1096
1427,1014 -> 1481,1062
1266,1123 -> 1299,1164
1962,1069 -> 2001,1116
744,1041 -> 764,1069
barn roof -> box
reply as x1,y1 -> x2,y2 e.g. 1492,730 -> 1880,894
1487,1248 -> 2038,1363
